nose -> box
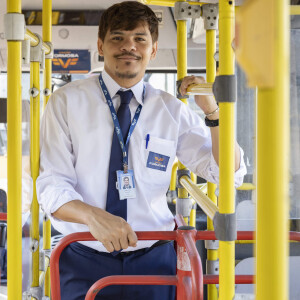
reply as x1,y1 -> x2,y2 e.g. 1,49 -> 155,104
120,38 -> 136,52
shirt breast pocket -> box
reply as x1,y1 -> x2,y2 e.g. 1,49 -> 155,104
140,136 -> 176,186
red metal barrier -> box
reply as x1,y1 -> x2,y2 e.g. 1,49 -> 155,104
204,275 -> 255,284
196,231 -> 300,242
50,229 -> 203,300
85,276 -> 178,300
0,213 -> 7,221
50,229 -> 300,300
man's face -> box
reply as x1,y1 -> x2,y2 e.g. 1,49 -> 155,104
124,178 -> 129,185
98,23 -> 158,84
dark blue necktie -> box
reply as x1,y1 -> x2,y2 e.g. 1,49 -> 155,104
106,90 -> 133,220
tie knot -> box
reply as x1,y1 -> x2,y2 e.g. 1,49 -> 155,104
117,90 -> 133,105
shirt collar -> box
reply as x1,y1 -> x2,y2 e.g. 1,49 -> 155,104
101,69 -> 144,105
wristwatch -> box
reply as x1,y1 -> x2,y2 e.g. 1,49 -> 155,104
205,117 -> 219,127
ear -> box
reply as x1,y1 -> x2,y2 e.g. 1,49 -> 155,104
150,41 -> 158,60
97,38 -> 104,57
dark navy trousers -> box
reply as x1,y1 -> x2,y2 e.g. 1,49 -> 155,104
59,241 -> 177,300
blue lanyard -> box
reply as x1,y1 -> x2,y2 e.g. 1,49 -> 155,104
99,74 -> 143,173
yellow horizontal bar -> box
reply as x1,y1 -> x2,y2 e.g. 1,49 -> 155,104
236,183 -> 256,191
235,240 -> 299,244
39,256 -> 50,286
25,29 -> 51,54
179,175 -> 218,220
186,82 -> 213,96
172,198 -> 196,206
290,5 -> 300,15
236,240 -> 255,244
139,0 -> 202,7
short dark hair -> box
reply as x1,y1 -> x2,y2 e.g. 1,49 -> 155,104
98,1 -> 159,43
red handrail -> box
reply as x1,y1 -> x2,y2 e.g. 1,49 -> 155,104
50,230 -> 300,299
196,231 -> 300,242
0,213 -> 7,221
177,228 -> 203,300
204,274 -> 255,284
85,275 -> 178,300
50,229 -> 202,300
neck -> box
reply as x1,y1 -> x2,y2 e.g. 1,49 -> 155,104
104,67 -> 143,88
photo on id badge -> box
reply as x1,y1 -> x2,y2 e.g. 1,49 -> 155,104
117,170 -> 136,200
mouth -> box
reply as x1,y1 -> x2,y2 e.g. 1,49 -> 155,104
117,57 -> 139,61
115,54 -> 141,61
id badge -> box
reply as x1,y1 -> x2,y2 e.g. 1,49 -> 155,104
116,169 -> 136,200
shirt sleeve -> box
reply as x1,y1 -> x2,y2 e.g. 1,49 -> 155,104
176,102 -> 247,187
36,92 -> 84,217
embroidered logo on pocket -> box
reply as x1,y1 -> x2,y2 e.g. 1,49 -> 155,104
146,151 -> 170,172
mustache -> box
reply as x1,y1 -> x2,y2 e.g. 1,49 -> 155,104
114,52 -> 141,60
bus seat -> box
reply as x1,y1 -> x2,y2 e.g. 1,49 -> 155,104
235,257 -> 300,300
236,200 -> 255,231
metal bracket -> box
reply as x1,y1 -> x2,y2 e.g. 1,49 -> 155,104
39,251 -> 45,271
206,259 -> 219,275
23,287 -> 43,300
30,239 -> 39,252
202,4 -> 219,30
29,88 -> 40,98
176,79 -> 189,99
44,249 -> 51,259
174,2 -> 201,21
30,33 -> 43,63
212,75 -> 237,103
176,198 -> 193,218
43,88 -> 51,97
4,13 -> 25,41
205,239 -> 219,250
43,212 -> 50,221
166,190 -> 177,203
40,49 -> 45,70
213,212 -> 237,241
45,41 -> 54,59
214,51 -> 219,62
22,39 -> 30,64
177,169 -> 191,189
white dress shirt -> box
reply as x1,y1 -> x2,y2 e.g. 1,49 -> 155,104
36,70 -> 246,252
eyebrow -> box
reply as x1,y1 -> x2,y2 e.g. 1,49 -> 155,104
110,31 -> 147,36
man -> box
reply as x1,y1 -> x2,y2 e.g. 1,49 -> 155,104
123,177 -> 132,189
36,1 -> 246,300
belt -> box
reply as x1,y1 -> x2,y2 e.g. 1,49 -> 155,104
118,240 -> 172,257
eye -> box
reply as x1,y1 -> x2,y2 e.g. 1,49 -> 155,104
136,37 -> 146,42
112,36 -> 122,41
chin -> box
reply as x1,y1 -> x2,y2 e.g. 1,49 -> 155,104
115,71 -> 139,80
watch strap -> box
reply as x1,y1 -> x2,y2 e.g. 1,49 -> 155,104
205,117 -> 219,127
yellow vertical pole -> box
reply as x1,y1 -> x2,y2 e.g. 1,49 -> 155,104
206,27 -> 218,300
176,0 -> 189,225
218,1 -> 236,299
43,0 -> 52,108
256,0 -> 290,299
189,205 -> 196,227
205,18 -> 218,300
30,61 -> 41,293
42,0 -> 52,296
7,0 -> 23,299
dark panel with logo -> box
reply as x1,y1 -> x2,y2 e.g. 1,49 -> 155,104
52,49 -> 91,74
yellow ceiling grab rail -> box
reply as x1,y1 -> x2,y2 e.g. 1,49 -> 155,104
179,175 -> 218,220
139,0 -> 203,7
25,29 -> 51,55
